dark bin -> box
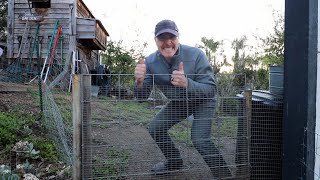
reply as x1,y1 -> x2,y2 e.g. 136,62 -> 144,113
236,90 -> 283,180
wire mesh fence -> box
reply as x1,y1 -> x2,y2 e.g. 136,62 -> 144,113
0,66 -> 286,179
79,73 -> 250,180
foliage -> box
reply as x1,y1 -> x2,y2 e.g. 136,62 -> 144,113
198,37 -> 231,74
231,36 -> 248,74
102,40 -> 136,74
0,113 -> 24,147
0,0 -> 7,42
259,11 -> 284,66
14,141 -> 40,160
101,40 -> 137,85
27,137 -> 59,161
0,165 -> 19,180
254,68 -> 269,90
216,73 -> 244,97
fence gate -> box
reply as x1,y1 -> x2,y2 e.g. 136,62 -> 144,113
76,73 -> 252,180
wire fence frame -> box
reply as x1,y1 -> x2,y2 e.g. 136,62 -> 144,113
75,73 -> 252,180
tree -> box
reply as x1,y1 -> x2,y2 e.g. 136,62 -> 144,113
231,36 -> 261,88
100,40 -> 140,85
231,36 -> 247,74
0,0 -> 7,42
259,11 -> 284,66
198,37 -> 230,74
101,40 -> 135,73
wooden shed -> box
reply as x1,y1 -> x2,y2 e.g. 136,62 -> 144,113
6,0 -> 109,74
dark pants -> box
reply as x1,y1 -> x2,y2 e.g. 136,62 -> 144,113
148,100 -> 228,168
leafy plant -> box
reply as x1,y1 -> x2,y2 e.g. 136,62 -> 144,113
0,165 -> 19,180
0,113 -> 23,147
29,138 -> 59,162
14,141 -> 40,160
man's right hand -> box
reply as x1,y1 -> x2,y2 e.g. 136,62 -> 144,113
134,57 -> 146,87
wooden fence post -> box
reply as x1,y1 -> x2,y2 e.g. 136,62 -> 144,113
236,89 -> 252,179
244,89 -> 252,179
72,74 -> 81,180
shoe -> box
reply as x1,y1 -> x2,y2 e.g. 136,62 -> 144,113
151,159 -> 183,175
211,166 -> 233,179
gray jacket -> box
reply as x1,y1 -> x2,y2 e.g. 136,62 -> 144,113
135,44 -> 216,101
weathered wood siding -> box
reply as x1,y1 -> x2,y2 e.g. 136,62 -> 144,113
7,0 -> 106,71
10,0 -> 72,63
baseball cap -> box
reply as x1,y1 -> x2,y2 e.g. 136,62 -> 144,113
154,19 -> 179,37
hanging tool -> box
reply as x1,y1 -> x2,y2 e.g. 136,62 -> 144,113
6,20 -> 30,82
27,23 -> 41,75
43,24 -> 62,82
40,20 -> 59,81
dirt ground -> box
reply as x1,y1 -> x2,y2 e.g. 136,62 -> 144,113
89,98 -> 239,180
0,83 -> 39,114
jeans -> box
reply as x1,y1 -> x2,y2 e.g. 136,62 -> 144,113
148,100 -> 228,168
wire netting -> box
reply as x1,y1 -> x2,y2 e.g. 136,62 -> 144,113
80,73 -> 250,180
0,66 -> 286,179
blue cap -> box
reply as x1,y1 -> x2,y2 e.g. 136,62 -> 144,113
154,19 -> 179,37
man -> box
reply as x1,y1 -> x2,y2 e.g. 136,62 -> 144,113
134,19 -> 232,178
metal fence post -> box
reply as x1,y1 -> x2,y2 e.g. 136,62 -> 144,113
82,74 -> 92,179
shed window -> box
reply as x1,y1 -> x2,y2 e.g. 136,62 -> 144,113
32,0 -> 51,8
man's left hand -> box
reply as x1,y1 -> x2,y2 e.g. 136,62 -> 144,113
171,62 -> 188,88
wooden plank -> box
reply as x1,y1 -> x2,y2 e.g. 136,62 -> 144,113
15,0 -> 71,3
14,13 -> 71,19
76,18 -> 95,25
77,25 -> 95,32
14,8 -> 70,14
77,33 -> 95,39
14,3 -> 71,9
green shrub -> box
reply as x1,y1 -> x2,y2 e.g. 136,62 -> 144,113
0,112 -> 23,146
28,137 -> 59,162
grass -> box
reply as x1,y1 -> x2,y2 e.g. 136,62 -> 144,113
169,121 -> 192,145
169,116 -> 239,146
93,148 -> 129,178
94,98 -> 157,126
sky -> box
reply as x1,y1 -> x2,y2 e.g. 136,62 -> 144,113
82,0 -> 284,56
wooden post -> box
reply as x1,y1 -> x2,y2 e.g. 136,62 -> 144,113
68,0 -> 77,54
72,74 -> 81,180
7,0 -> 14,59
244,90 -> 252,180
235,89 -> 252,179
82,74 -> 92,179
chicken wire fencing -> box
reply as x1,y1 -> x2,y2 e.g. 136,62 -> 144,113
76,73 -> 277,180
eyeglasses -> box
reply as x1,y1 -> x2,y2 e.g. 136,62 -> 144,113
157,34 -> 177,41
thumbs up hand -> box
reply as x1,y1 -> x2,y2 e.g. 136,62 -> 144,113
135,57 -> 146,87
171,62 -> 188,88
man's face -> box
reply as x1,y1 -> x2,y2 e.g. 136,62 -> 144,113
155,33 -> 179,60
